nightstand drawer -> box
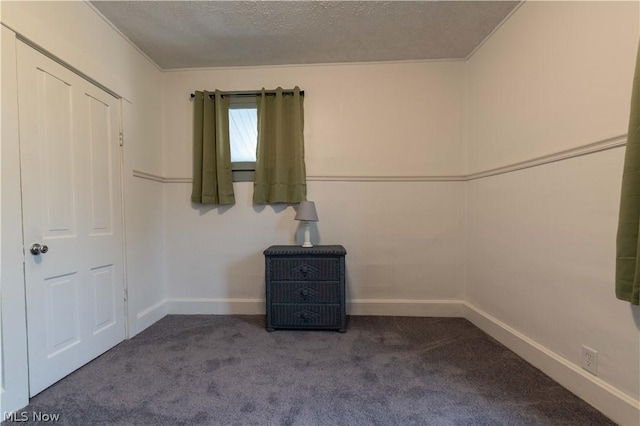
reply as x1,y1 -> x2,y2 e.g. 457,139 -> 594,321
269,258 -> 340,281
270,304 -> 341,328
271,281 -> 340,303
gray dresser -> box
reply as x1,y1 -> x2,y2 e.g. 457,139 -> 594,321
264,245 -> 347,332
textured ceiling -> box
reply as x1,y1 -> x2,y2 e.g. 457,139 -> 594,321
91,1 -> 522,69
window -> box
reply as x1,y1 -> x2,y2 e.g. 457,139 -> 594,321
192,87 -> 305,203
229,96 -> 257,182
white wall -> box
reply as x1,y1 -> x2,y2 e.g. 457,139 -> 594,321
467,1 -> 637,174
466,1 -> 640,423
160,63 -> 467,315
163,62 -> 466,178
0,1 -> 165,413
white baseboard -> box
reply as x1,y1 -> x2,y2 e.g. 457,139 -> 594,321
463,302 -> 640,426
135,299 -> 168,334
348,299 -> 465,317
164,297 -> 465,317
167,298 -> 264,315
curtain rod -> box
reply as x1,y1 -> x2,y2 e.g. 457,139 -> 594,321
190,89 -> 304,100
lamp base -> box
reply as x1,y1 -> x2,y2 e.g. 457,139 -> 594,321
301,221 -> 313,247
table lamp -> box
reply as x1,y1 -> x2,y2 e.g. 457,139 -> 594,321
295,201 -> 319,247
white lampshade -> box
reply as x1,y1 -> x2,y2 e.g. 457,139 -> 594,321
295,201 -> 319,222
295,201 -> 318,247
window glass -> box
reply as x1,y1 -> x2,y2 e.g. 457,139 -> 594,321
229,107 -> 257,163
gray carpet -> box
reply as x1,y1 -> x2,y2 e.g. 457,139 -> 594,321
7,315 -> 615,425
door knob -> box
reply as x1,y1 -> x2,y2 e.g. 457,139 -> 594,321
30,243 -> 48,255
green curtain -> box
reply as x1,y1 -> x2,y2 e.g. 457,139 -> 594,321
616,41 -> 640,306
253,87 -> 307,204
191,90 -> 235,205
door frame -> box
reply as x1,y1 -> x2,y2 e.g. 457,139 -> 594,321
1,29 -> 130,412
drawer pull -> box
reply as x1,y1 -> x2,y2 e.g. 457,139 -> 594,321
300,289 -> 309,299
299,265 -> 309,277
301,312 -> 310,322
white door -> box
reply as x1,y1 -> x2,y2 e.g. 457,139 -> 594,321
17,41 -> 126,396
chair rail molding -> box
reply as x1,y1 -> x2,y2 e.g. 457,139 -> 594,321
138,134 -> 627,184
465,134 -> 627,181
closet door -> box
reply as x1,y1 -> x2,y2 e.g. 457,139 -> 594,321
17,41 -> 126,396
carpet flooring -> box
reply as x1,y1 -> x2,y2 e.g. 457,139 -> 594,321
6,315 -> 615,425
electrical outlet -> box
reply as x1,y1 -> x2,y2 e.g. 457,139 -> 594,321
582,345 -> 598,376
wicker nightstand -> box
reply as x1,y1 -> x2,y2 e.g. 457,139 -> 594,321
264,245 -> 347,332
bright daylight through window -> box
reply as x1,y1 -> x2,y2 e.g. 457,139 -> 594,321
229,107 -> 257,162
229,100 -> 257,181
